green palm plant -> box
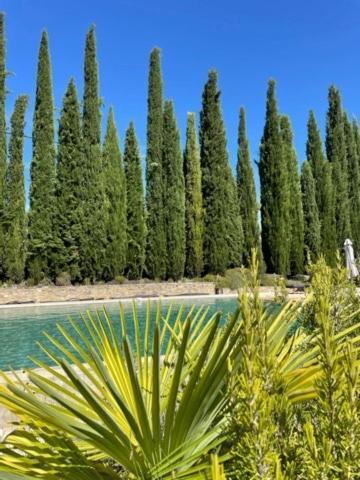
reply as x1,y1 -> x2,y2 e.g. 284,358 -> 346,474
0,302 -> 243,479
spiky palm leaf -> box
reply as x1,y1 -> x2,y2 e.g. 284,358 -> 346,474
0,301 -> 242,479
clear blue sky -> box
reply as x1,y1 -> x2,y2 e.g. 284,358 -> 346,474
2,0 -> 360,197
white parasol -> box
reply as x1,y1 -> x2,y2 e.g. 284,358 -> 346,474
344,238 -> 359,279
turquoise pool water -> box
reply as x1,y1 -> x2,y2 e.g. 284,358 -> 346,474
0,297 -> 239,371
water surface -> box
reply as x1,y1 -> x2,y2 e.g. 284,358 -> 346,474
0,296 -> 239,371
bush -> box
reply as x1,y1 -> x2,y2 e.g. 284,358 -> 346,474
260,272 -> 284,287
223,268 -> 246,290
55,271 -> 72,287
202,273 -> 218,283
115,275 -> 126,285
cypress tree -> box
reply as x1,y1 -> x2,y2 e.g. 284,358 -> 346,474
306,110 -> 326,215
81,25 -> 105,281
124,122 -> 146,280
5,96 -> 28,282
301,161 -> 321,262
344,114 -> 360,252
280,115 -> 304,274
325,86 -> 350,246
102,108 -> 127,280
184,112 -> 203,277
162,100 -> 185,280
145,48 -> 166,279
236,107 -> 259,266
259,80 -> 289,274
54,79 -> 83,281
0,13 -> 6,279
28,31 -> 56,281
321,161 -> 337,266
227,177 -> 243,268
200,70 -> 242,273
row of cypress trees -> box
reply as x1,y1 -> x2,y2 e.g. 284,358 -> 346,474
0,17 -> 147,283
1,13 -> 358,282
260,80 -> 360,275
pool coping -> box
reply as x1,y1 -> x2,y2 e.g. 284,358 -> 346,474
0,292 -> 241,309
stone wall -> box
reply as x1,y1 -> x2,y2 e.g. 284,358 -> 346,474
0,282 -> 215,305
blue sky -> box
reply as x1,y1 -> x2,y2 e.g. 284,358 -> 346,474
2,0 -> 360,197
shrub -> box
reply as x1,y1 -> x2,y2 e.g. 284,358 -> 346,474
260,272 -> 284,287
223,268 -> 246,290
273,275 -> 288,303
202,273 -> 218,283
55,271 -> 71,286
25,278 -> 35,287
114,275 -> 126,284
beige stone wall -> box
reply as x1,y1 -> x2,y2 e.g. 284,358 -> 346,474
0,282 -> 216,305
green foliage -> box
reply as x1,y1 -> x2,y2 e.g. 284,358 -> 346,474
259,80 -> 289,275
222,268 -> 244,290
273,275 -> 288,303
300,258 -> 360,477
301,161 -> 321,263
27,31 -> 56,282
124,122 -> 146,280
184,112 -> 204,277
326,86 -> 351,247
302,253 -> 360,333
236,107 -> 259,266
53,79 -> 83,281
307,110 -> 326,215
4,96 -> 28,282
320,161 -> 337,267
0,13 -> 7,280
114,274 -> 126,284
280,115 -> 304,275
200,70 -> 242,274
162,100 -> 185,280
145,48 -> 166,279
55,271 -> 71,286
80,25 -> 106,282
102,108 -> 127,280
0,301 -> 244,479
345,115 -> 360,253
226,253 -> 298,478
226,252 -> 360,478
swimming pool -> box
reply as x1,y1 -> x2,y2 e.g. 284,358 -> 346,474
0,296 -> 239,371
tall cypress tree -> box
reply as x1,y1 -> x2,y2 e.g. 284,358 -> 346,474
102,108 -> 127,280
325,86 -> 350,246
162,100 -> 185,280
321,161 -> 337,266
5,96 -> 28,282
259,80 -> 289,274
145,48 -> 166,279
81,25 -> 105,281
227,176 -> 243,269
280,115 -> 304,274
124,122 -> 146,280
344,114 -> 360,252
28,31 -> 56,282
0,13 -> 6,279
54,79 -> 83,281
301,161 -> 321,263
184,112 -> 203,277
200,70 -> 242,273
236,107 -> 259,266
306,110 -> 326,215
